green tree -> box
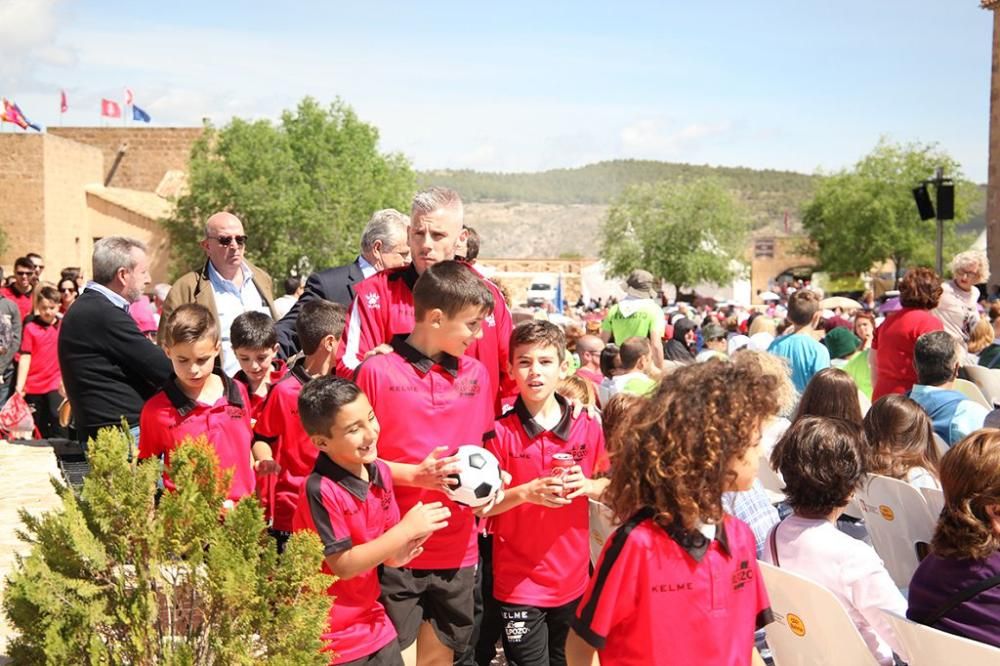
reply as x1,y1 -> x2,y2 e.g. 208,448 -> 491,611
599,178 -> 751,294
3,429 -> 330,665
163,97 -> 415,280
801,138 -> 977,276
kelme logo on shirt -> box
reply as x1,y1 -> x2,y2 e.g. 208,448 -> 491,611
226,407 -> 244,420
732,560 -> 753,590
485,314 -> 495,328
366,292 -> 380,309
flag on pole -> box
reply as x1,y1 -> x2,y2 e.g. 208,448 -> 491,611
132,104 -> 151,123
60,90 -> 68,113
124,87 -> 134,107
101,98 -> 121,118
1,99 -> 41,131
555,273 -> 564,314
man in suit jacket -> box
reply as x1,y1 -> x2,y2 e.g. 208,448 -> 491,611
275,208 -> 410,357
59,237 -> 172,444
158,212 -> 277,375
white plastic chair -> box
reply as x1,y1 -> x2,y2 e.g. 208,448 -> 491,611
953,378 -> 992,410
588,499 -> 617,566
882,609 -> 1000,665
921,486 -> 944,525
759,562 -> 880,666
853,474 -> 935,588
961,365 -> 1000,407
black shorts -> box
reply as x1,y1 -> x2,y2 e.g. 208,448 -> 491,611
338,638 -> 404,666
500,597 -> 581,666
379,565 -> 476,653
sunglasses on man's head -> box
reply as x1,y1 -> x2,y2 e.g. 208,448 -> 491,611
210,235 -> 247,247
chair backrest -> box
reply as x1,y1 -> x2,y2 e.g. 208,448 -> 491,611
759,562 -> 880,666
920,486 -> 944,525
953,378 -> 992,410
882,609 -> 1000,665
853,474 -> 935,587
961,365 -> 1000,408
588,499 -> 617,566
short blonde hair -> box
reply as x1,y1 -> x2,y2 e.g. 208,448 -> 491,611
950,250 -> 990,284
969,317 -> 994,355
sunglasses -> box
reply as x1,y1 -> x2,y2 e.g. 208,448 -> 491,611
210,235 -> 247,247
15,271 -> 33,277
60,288 -> 77,293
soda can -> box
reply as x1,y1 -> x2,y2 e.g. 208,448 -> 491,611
551,452 -> 575,479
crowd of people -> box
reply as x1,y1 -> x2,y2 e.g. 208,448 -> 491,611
7,187 -> 1000,665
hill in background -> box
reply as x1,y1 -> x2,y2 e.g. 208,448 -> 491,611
417,159 -> 986,259
418,159 -> 817,258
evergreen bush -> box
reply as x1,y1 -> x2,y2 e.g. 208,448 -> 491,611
3,428 -> 331,665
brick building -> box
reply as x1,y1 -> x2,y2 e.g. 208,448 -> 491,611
0,127 -> 202,283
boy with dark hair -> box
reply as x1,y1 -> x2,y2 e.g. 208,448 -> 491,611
138,303 -> 255,503
767,290 -> 830,392
253,300 -> 346,551
354,260 -> 500,665
16,286 -> 65,438
485,320 -> 608,666
231,311 -> 286,419
293,376 -> 451,665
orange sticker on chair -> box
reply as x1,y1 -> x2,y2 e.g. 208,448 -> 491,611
787,613 -> 806,637
879,505 -> 895,521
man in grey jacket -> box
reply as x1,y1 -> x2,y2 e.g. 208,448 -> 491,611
0,280 -> 23,404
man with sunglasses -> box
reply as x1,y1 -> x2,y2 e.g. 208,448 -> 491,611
158,212 -> 276,376
3,256 -> 37,322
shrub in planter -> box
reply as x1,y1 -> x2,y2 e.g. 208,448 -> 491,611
3,428 -> 331,665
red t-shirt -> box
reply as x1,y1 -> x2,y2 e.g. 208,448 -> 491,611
2,286 -> 32,322
336,263 -> 515,413
21,318 -> 61,393
254,361 -> 317,532
487,395 -> 608,606
872,308 -> 943,400
573,513 -> 772,666
234,357 -> 288,523
138,372 -> 256,502
292,456 -> 400,665
354,336 -> 495,569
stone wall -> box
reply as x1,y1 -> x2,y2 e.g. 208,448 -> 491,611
41,135 -> 104,277
0,135 -> 46,267
747,235 -> 817,301
85,194 -> 172,283
47,127 -> 203,191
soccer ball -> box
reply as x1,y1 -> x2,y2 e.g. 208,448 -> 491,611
448,445 -> 503,508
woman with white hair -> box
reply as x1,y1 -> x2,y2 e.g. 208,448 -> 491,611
934,250 -> 989,342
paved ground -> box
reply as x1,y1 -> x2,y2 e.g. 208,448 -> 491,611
0,440 -> 63,662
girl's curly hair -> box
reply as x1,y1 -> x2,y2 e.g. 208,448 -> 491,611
932,429 -> 1000,560
604,358 -> 779,530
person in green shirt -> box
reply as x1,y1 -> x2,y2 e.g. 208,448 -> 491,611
600,269 -> 665,371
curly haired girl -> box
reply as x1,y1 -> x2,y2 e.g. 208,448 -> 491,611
566,359 -> 778,666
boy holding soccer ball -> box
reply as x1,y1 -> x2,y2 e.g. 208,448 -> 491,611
353,260 -> 499,665
293,376 -> 452,665
483,320 -> 609,666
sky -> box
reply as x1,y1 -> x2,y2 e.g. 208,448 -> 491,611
0,0 -> 996,180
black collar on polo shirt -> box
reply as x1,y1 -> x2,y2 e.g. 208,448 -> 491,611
513,393 -> 572,441
387,263 -> 419,291
664,518 -> 732,563
313,453 -> 386,501
288,357 -> 312,385
390,334 -> 459,377
163,368 -> 245,418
